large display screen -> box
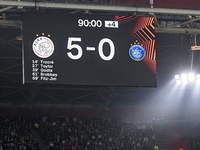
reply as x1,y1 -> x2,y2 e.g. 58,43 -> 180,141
22,12 -> 156,87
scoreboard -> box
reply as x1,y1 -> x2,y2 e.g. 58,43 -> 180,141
22,12 -> 156,87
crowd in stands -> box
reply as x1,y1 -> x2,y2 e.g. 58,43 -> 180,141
0,116 -> 42,150
3,114 -> 200,150
0,115 -> 155,150
40,117 -> 155,150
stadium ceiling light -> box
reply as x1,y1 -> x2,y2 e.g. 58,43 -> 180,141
196,79 -> 200,84
175,75 -> 179,80
181,74 -> 187,80
188,73 -> 195,81
182,80 -> 188,84
176,80 -> 181,85
196,74 -> 200,79
175,72 -> 200,85
196,74 -> 200,84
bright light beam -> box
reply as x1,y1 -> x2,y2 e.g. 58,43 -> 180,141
196,74 -> 200,79
188,73 -> 195,81
182,79 -> 188,85
176,80 -> 181,85
196,79 -> 200,84
181,74 -> 187,80
175,75 -> 179,80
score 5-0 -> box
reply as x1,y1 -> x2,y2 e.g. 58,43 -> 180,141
66,37 -> 115,61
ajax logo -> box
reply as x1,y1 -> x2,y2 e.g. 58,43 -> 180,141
32,36 -> 54,58
129,41 -> 145,61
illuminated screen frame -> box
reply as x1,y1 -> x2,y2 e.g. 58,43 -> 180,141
22,12 -> 156,87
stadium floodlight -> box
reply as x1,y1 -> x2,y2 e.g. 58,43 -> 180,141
175,73 -> 200,85
181,74 -> 187,80
175,75 -> 179,80
176,80 -> 181,85
196,78 -> 200,85
182,79 -> 188,84
196,79 -> 200,84
188,73 -> 195,81
196,74 -> 200,79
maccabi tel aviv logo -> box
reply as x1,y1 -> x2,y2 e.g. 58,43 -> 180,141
32,33 -> 54,58
129,40 -> 145,61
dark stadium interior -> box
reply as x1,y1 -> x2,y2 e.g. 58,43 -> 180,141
1,0 -> 200,150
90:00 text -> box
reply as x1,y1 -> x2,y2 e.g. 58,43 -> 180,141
78,19 -> 102,28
